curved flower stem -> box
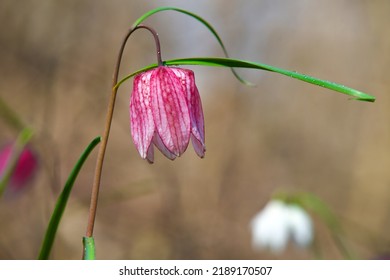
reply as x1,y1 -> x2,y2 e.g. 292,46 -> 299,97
143,25 -> 163,66
85,24 -> 163,237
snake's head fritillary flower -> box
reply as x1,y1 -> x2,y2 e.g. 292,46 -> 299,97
250,200 -> 313,253
130,66 -> 205,163
0,144 -> 38,192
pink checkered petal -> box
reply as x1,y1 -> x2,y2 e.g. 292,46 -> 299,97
150,67 -> 191,156
191,135 -> 205,158
171,68 -> 205,157
152,132 -> 177,160
130,71 -> 155,159
146,143 -> 154,164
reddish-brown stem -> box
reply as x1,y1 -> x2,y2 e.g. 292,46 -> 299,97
85,24 -> 162,237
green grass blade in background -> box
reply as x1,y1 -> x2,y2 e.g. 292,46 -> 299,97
132,7 -> 252,85
297,192 -> 355,259
83,236 -> 96,260
38,136 -> 101,260
0,96 -> 26,131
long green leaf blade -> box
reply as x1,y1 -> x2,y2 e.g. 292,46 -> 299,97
38,136 -> 101,260
116,57 -> 375,102
164,57 -> 374,102
132,6 -> 252,85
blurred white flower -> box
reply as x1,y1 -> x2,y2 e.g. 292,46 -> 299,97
250,200 -> 313,253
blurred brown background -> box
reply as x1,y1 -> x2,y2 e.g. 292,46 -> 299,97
1,0 -> 389,259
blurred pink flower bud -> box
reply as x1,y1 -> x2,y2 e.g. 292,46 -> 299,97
130,66 -> 205,163
0,144 -> 38,191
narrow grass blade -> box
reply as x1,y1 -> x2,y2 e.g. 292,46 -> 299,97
0,96 -> 26,131
114,63 -> 157,90
297,192 -> 355,259
38,136 -> 101,260
116,57 -> 375,102
132,7 -> 252,85
165,57 -> 375,102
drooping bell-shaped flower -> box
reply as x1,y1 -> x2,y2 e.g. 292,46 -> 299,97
130,66 -> 205,163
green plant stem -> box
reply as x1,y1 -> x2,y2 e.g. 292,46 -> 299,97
85,24 -> 161,238
83,236 -> 96,260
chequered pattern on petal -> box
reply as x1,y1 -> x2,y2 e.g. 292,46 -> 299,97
171,68 -> 205,157
130,66 -> 206,162
151,67 -> 191,156
152,132 -> 176,160
130,71 -> 155,159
